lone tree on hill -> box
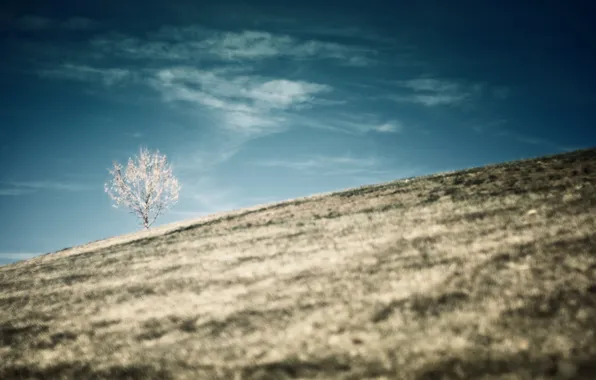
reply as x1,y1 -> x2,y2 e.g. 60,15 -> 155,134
105,146 -> 181,229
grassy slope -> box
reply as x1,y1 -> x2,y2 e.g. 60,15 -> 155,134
1,147 -> 595,380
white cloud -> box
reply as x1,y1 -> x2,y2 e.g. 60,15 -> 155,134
389,78 -> 482,106
153,67 -> 330,108
254,158 -> 321,170
249,79 -> 331,108
31,23 -> 408,172
400,78 -> 457,92
322,112 -> 405,134
413,94 -> 468,106
91,27 -> 377,65
373,121 -> 403,133
289,39 -> 377,65
286,111 -> 406,136
211,30 -> 293,60
151,66 -> 332,135
91,35 -> 206,61
223,111 -> 283,133
209,13 -> 400,46
253,154 -> 380,171
33,23 -> 399,140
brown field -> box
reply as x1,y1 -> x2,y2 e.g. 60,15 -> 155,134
1,147 -> 595,380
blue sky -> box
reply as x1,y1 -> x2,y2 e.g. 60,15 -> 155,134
1,0 -> 595,265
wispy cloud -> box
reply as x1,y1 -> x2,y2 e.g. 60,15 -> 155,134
389,78 -> 483,107
0,188 -> 37,196
32,22 -> 405,140
253,154 -> 380,171
302,112 -> 405,135
253,153 -> 425,188
91,27 -> 378,66
171,136 -> 242,175
215,31 -> 378,66
32,22 -> 407,169
39,64 -> 132,87
210,12 -> 406,48
372,121 -> 404,133
471,118 -> 508,133
282,25 -> 397,44
185,186 -> 239,212
493,130 -> 550,146
153,67 -> 331,111
169,176 -> 245,219
0,180 -> 92,196
249,79 -> 331,107
467,119 -> 571,152
151,66 -> 333,134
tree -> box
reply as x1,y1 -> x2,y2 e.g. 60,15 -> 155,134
105,146 -> 181,229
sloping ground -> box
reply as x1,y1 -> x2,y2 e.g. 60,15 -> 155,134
1,147 -> 595,380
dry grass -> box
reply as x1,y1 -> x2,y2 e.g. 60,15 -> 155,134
1,147 -> 596,380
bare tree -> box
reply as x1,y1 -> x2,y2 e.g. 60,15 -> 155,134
105,146 -> 181,229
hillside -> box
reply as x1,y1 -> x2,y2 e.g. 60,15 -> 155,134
1,147 -> 595,380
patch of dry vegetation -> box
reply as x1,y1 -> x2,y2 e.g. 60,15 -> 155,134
1,147 -> 596,379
